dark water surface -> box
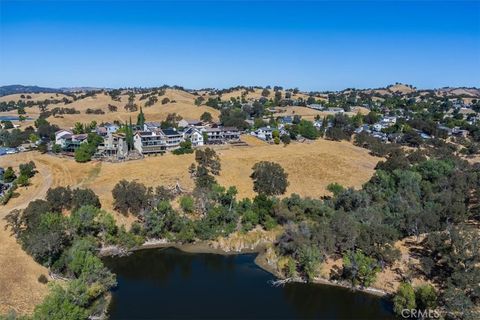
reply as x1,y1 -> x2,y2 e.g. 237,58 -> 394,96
103,248 -> 395,319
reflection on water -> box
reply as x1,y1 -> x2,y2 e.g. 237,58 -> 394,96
103,247 -> 395,319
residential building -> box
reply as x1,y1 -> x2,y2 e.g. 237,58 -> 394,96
134,131 -> 167,154
96,132 -> 128,158
327,107 -> 345,113
178,119 -> 205,128
63,134 -> 88,152
182,127 -> 204,147
96,123 -> 119,136
452,127 -> 469,138
252,126 -> 273,141
203,126 -> 240,144
307,104 -> 324,110
55,129 -> 73,147
162,128 -> 183,150
143,122 -> 162,132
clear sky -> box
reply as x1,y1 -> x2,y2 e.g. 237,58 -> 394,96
0,0 -> 479,91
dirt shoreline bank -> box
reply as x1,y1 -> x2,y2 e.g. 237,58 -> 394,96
102,240 -> 390,298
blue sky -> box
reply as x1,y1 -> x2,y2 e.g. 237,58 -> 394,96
0,1 -> 479,91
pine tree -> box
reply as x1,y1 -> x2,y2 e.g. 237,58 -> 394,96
137,106 -> 145,128
125,119 -> 134,151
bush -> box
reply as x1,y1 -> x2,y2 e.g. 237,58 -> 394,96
280,134 -> 291,145
180,196 -> 195,213
326,182 -> 344,196
38,274 -> 49,284
52,144 -> 62,153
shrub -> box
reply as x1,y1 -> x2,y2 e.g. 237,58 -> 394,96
38,274 -> 49,284
180,196 -> 195,213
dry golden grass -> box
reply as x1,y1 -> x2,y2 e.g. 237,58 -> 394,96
387,84 -> 416,94
1,137 -> 380,215
0,153 -> 100,315
0,93 -> 71,103
0,138 -> 379,216
217,88 -> 317,102
272,105 -> 369,121
0,115 -> 380,315
1,89 -> 220,129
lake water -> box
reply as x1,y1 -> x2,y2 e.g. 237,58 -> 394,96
103,248 -> 395,319
0,115 -> 32,121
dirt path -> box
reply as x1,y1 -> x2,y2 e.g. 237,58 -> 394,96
0,153 -> 54,315
1,155 -> 53,216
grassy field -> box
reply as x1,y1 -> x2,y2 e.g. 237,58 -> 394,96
0,89 -> 220,129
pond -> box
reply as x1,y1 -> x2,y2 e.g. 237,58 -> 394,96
103,247 -> 395,319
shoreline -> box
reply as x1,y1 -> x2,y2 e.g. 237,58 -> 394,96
102,240 -> 390,299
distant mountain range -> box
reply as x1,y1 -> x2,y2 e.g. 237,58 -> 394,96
0,85 -> 106,97
1,84 -> 479,98
0,85 -> 62,96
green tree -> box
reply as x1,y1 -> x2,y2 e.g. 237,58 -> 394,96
19,161 -> 36,178
16,174 -> 30,186
298,245 -> 322,281
200,112 -> 212,122
297,120 -> 319,139
415,284 -> 437,311
73,122 -> 84,134
33,284 -> 88,320
250,161 -> 289,196
393,282 -> 416,316
74,143 -> 93,163
112,180 -> 150,215
71,188 -> 101,211
342,250 -> 380,287
137,106 -> 145,127
46,187 -> 73,212
3,166 -> 16,183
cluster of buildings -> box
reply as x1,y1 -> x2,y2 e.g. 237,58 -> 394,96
54,120 -> 241,159
354,116 -> 398,142
306,104 -> 345,114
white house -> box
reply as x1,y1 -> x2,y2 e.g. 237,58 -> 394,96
327,107 -> 345,114
252,126 -> 273,141
55,130 -> 73,147
183,127 -> 204,147
134,131 -> 166,154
